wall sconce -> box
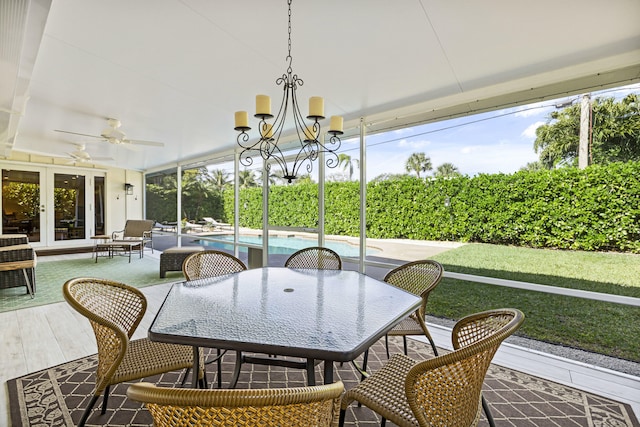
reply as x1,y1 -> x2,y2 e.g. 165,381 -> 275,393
124,183 -> 134,195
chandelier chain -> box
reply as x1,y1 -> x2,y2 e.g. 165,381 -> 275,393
287,0 -> 293,73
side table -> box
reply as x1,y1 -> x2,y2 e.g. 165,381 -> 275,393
95,241 -> 139,263
91,235 -> 111,258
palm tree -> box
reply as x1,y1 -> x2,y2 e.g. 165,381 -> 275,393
181,168 -> 212,219
405,152 -> 432,178
211,169 -> 230,191
238,169 -> 259,188
338,153 -> 360,181
434,162 -> 461,178
267,169 -> 286,186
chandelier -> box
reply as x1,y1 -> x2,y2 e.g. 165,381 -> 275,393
234,0 -> 343,183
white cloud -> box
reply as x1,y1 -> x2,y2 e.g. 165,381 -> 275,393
397,139 -> 431,149
460,146 -> 478,154
521,121 -> 545,139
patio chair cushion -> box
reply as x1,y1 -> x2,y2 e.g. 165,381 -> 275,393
0,234 -> 29,247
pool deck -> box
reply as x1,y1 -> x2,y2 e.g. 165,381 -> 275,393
365,237 -> 465,260
157,228 -> 465,264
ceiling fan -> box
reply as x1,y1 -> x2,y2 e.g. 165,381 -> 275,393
64,144 -> 114,164
54,118 -> 165,147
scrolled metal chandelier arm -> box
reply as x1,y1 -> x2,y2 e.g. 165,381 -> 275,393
233,0 -> 344,184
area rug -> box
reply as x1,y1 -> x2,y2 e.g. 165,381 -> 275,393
7,339 -> 639,427
0,256 -> 181,313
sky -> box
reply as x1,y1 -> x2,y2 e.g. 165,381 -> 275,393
334,82 -> 640,180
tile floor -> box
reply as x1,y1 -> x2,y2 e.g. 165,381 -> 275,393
1,251 -> 639,425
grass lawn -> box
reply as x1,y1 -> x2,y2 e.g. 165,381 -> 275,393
429,243 -> 640,363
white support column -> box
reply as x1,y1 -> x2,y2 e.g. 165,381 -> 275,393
176,165 -> 182,246
318,136 -> 325,247
359,118 -> 366,273
262,162 -> 269,267
234,151 -> 240,258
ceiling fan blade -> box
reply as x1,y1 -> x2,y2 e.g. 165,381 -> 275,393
92,156 -> 115,161
55,120 -> 164,148
115,143 -> 141,152
126,139 -> 165,147
54,129 -> 105,139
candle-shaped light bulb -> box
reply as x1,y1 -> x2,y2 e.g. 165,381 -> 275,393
309,96 -> 324,117
256,95 -> 271,116
234,111 -> 248,129
304,125 -> 316,141
329,116 -> 344,133
262,123 -> 274,139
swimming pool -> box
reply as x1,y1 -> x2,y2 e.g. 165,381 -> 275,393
196,234 -> 379,257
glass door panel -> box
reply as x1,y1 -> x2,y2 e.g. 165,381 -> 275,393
54,173 -> 86,241
2,169 -> 42,242
94,176 -> 106,236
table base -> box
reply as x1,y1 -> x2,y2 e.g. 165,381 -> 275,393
90,235 -> 110,258
233,354 -> 323,386
191,347 -> 334,389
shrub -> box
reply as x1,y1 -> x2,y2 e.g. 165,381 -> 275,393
226,162 -> 640,253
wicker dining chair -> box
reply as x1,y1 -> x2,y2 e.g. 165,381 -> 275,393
63,277 -> 204,427
339,308 -> 525,427
285,246 -> 342,270
384,260 -> 443,357
127,380 -> 344,426
182,249 -> 247,281
182,250 -> 247,388
356,260 -> 443,381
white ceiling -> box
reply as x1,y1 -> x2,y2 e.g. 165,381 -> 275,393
3,0 -> 640,171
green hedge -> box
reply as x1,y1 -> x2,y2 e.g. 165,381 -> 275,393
147,185 -> 225,224
223,162 -> 640,253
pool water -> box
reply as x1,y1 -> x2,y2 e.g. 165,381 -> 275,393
197,235 -> 378,257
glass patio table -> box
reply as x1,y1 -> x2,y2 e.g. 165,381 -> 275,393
148,267 -> 421,388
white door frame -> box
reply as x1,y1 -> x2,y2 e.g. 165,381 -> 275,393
1,161 -> 106,248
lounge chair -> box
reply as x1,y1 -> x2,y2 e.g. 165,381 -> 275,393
202,217 -> 231,230
152,222 -> 176,233
183,221 -> 204,233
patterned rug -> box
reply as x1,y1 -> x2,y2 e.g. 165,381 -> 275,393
7,339 -> 639,427
0,255 -> 181,313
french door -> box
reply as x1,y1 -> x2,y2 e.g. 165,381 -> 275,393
1,164 -> 105,247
